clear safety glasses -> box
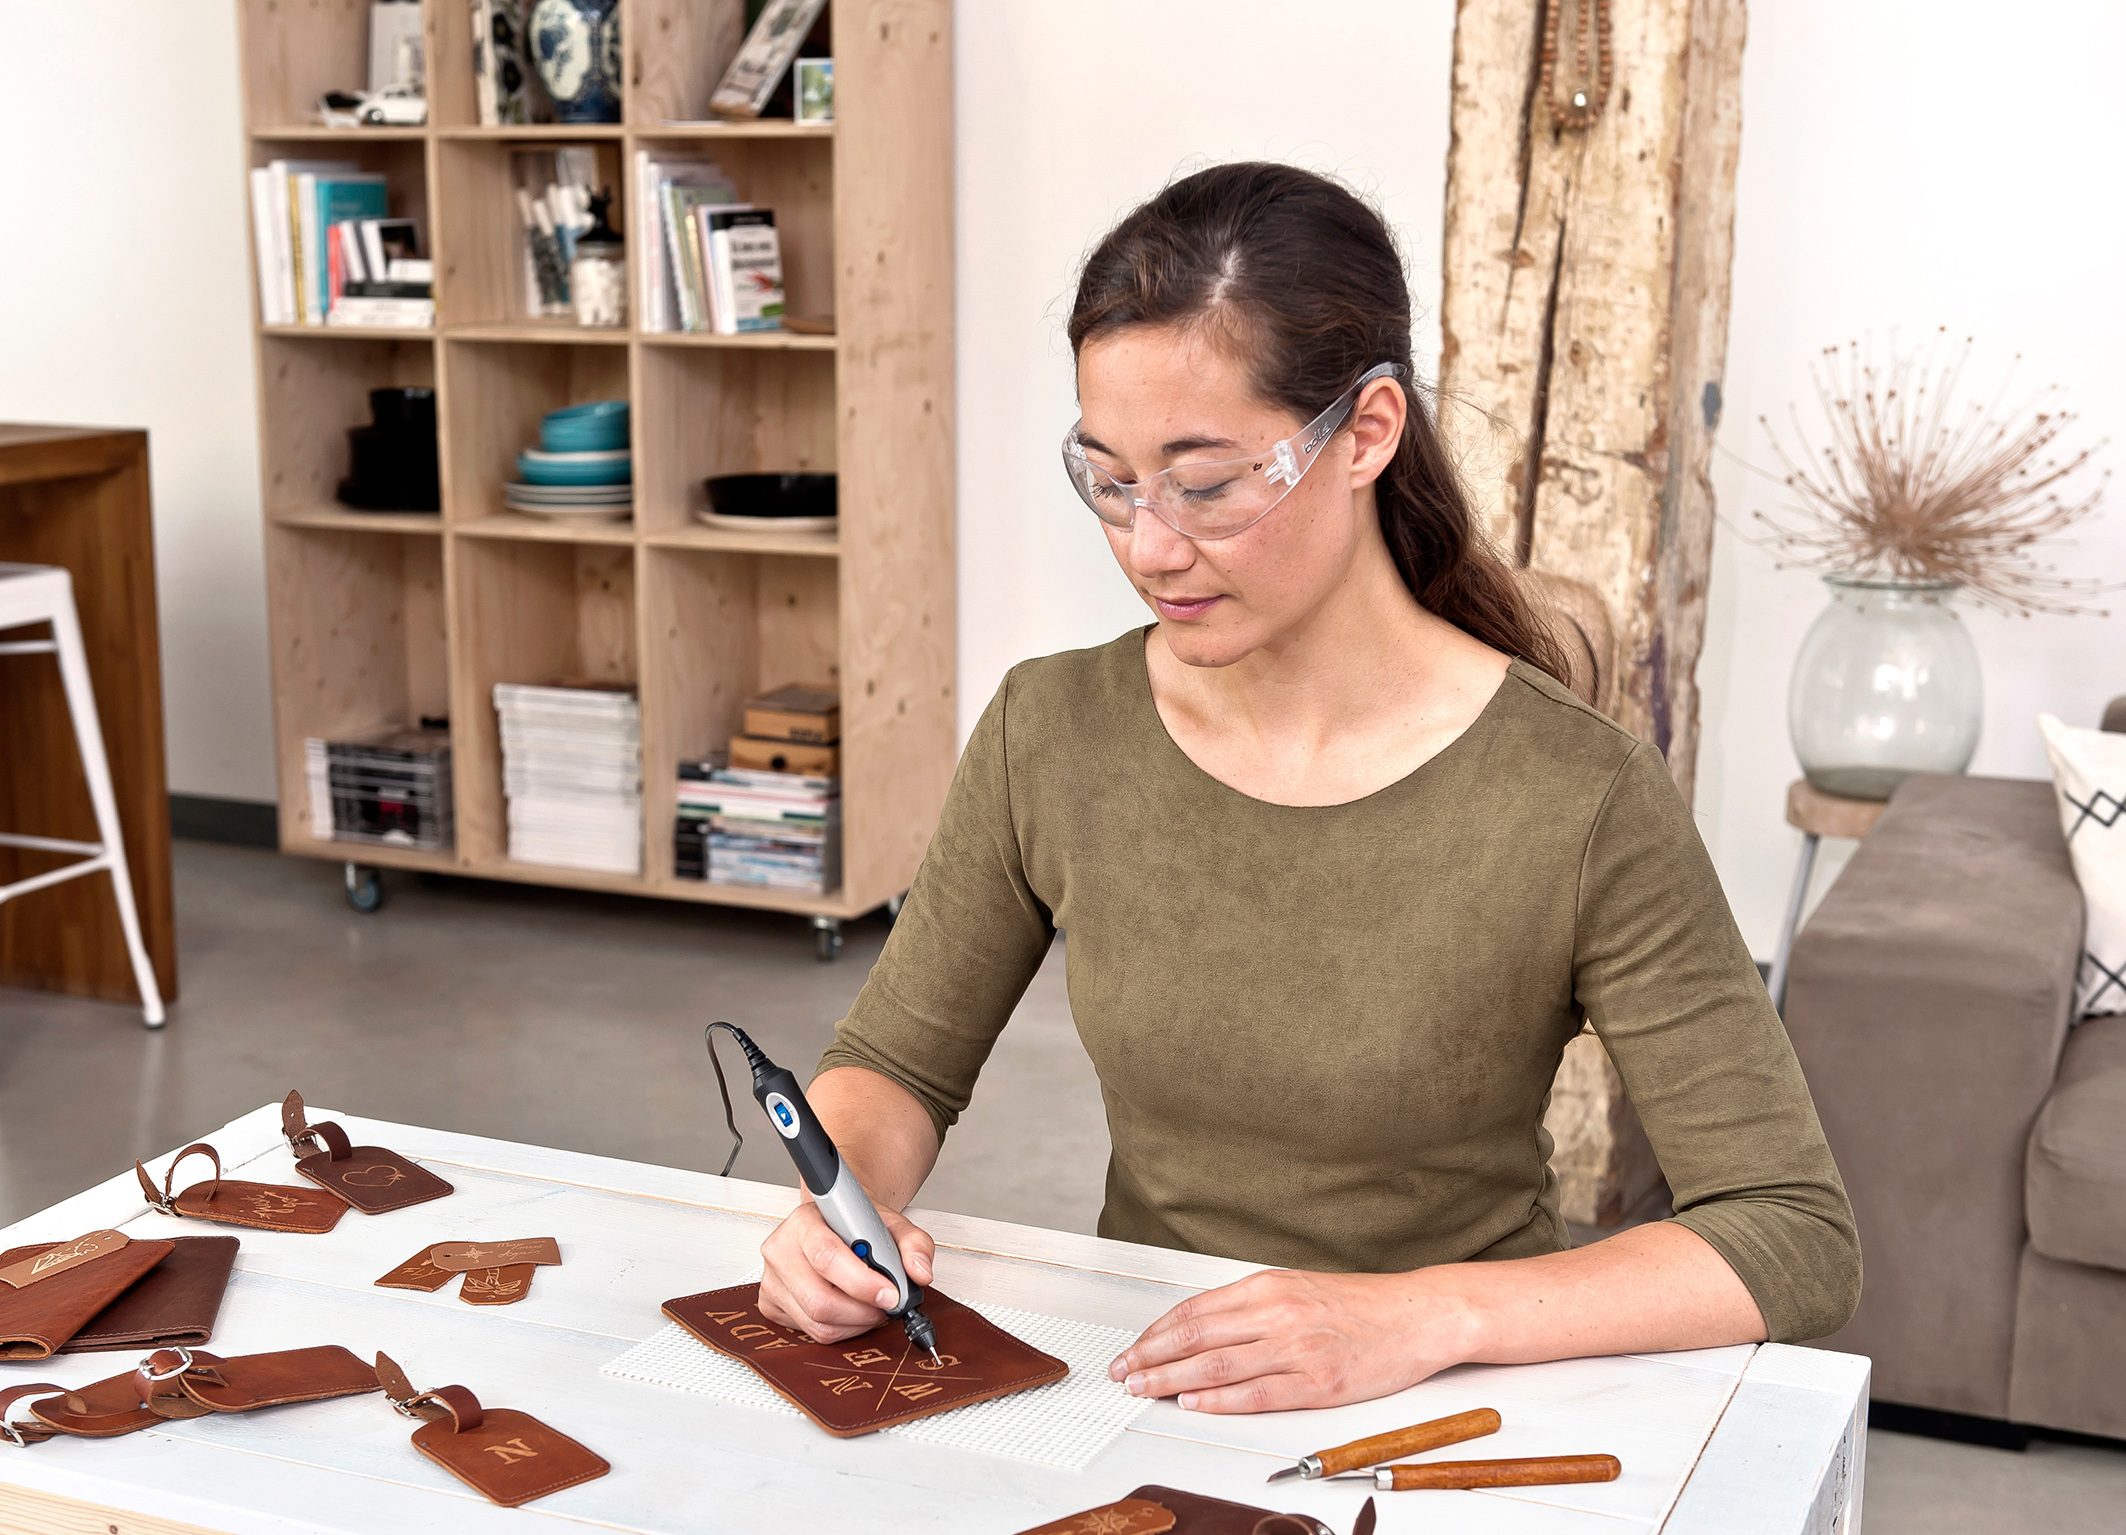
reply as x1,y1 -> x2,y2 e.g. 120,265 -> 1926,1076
1061,362 -> 1404,541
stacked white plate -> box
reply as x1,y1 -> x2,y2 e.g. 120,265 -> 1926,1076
502,482 -> 634,522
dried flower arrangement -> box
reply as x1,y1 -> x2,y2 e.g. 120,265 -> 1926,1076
1755,330 -> 2112,615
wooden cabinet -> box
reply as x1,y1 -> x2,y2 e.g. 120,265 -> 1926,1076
237,0 -> 955,921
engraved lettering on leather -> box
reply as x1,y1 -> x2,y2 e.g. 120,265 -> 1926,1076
484,1438 -> 541,1464
458,1264 -> 537,1306
662,1283 -> 1068,1438
1014,1499 -> 1179,1535
429,1238 -> 562,1273
0,1237 -> 175,1361
282,1090 -> 454,1215
396,1374 -> 610,1509
0,1231 -> 130,1290
376,1246 -> 457,1292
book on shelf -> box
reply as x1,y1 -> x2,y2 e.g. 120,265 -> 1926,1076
697,207 -> 786,334
674,761 -> 840,894
495,683 -> 643,875
709,0 -> 830,119
250,159 -> 350,326
514,148 -> 600,318
296,172 -> 388,324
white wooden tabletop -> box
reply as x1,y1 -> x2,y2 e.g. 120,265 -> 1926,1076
0,1106 -> 1868,1534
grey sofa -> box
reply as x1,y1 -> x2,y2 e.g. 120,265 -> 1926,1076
1784,757 -> 2126,1441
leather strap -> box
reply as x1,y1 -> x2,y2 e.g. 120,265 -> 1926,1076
136,1145 -> 222,1215
280,1090 -> 313,1152
131,1348 -> 226,1419
374,1351 -> 482,1432
417,1384 -> 485,1434
312,1121 -> 354,1162
0,1384 -> 67,1446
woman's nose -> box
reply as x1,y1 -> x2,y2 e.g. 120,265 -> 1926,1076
1125,504 -> 1197,573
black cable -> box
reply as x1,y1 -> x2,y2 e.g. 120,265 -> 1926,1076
703,1022 -> 758,1178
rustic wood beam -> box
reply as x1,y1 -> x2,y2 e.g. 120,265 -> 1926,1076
1439,0 -> 1747,1226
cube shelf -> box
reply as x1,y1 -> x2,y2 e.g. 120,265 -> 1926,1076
237,0 -> 956,922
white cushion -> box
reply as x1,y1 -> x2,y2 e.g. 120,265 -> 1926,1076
2039,713 -> 2126,1018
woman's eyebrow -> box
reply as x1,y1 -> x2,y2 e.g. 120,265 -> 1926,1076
1076,430 -> 1242,457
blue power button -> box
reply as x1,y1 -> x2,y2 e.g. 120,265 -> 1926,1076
775,1103 -> 794,1127
852,1240 -> 871,1259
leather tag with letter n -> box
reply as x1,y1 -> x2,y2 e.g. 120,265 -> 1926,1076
410,1407 -> 607,1508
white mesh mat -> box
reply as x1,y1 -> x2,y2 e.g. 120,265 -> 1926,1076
602,1302 -> 1147,1471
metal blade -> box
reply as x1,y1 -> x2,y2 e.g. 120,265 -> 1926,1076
1353,1496 -> 1378,1535
1266,1464 -> 1305,1483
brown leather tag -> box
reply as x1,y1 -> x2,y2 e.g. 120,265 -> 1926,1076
410,1406 -> 610,1508
1125,1487 -> 1311,1535
430,1238 -> 561,1273
663,1284 -> 1068,1438
1017,1499 -> 1178,1535
171,1180 -> 348,1234
458,1265 -> 537,1306
0,1231 -> 128,1290
162,1345 -> 380,1413
376,1246 -> 456,1292
294,1144 -> 453,1215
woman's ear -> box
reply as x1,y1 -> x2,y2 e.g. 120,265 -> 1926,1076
1346,377 -> 1406,487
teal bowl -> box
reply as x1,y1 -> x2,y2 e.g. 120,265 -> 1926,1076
517,450 -> 632,487
541,400 -> 629,453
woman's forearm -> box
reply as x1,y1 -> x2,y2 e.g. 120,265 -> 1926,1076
1430,1220 -> 1767,1365
803,1066 -> 942,1211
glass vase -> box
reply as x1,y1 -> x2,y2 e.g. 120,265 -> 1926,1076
1788,576 -> 1982,801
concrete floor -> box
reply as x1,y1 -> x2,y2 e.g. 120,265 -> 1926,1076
4,840 -> 2125,1530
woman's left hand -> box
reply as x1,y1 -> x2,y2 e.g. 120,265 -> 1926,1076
1108,1267 -> 1472,1413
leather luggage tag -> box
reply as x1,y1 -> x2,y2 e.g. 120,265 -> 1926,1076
1016,1499 -> 1178,1535
375,1352 -> 610,1508
26,1371 -> 167,1438
0,1234 -> 175,1360
458,1266 -> 538,1306
662,1283 -> 1068,1438
282,1090 -> 453,1215
1124,1487 -> 1333,1535
131,1345 -> 380,1420
58,1236 -> 241,1354
375,1240 -> 560,1305
376,1246 -> 457,1292
137,1144 -> 348,1234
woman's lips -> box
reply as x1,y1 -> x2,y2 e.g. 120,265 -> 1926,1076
1151,594 -> 1222,621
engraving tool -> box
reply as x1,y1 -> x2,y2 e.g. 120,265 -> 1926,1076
705,1022 -> 942,1366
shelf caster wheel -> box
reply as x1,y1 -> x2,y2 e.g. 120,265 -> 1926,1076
344,862 -> 384,914
812,915 -> 843,962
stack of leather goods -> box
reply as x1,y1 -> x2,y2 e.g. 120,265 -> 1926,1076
673,683 -> 841,892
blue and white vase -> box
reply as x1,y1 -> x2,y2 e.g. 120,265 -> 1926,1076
529,0 -> 622,124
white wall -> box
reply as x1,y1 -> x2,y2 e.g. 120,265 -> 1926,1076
5,2 -> 2121,956
0,2 -> 272,801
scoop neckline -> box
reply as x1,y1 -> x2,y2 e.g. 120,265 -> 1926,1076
1126,626 -> 1521,812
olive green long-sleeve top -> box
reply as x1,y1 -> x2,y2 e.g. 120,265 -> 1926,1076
819,632 -> 1861,1343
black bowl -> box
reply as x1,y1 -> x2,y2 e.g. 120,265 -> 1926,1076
703,472 -> 837,521
370,386 -> 437,435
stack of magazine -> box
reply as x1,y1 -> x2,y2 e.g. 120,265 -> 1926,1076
675,762 -> 839,894
303,726 -> 453,852
495,683 -> 642,873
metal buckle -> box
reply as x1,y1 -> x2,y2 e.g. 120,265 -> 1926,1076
391,1388 -> 436,1420
138,1346 -> 196,1383
1,1392 -> 61,1448
1,1418 -> 27,1449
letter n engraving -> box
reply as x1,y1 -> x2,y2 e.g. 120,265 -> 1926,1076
482,1438 -> 541,1465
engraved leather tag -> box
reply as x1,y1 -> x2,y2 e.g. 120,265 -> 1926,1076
662,1283 -> 1069,1438
458,1264 -> 537,1306
1016,1498 -> 1178,1535
0,1237 -> 174,1361
1123,1487 -> 1326,1535
376,1246 -> 456,1291
138,1144 -> 349,1234
283,1091 -> 453,1215
430,1238 -> 561,1273
0,1231 -> 128,1290
398,1375 -> 609,1509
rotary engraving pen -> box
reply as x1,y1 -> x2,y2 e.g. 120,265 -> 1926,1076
708,1023 -> 941,1365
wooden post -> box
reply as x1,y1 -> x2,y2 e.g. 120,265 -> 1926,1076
1440,0 -> 1746,1225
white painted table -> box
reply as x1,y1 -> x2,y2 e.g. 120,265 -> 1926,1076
0,1106 -> 1869,1534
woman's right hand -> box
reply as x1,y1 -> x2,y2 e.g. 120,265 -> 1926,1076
758,1198 -> 937,1343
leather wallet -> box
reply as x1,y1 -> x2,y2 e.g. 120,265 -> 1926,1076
376,1352 -> 610,1508
282,1090 -> 453,1215
663,1283 -> 1068,1438
55,1236 -> 240,1354
136,1143 -> 349,1234
0,1232 -> 175,1360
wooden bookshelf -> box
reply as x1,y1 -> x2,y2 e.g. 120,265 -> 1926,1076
235,1 -> 955,938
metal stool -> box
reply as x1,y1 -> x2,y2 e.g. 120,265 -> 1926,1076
1766,778 -> 1886,1016
0,562 -> 165,1027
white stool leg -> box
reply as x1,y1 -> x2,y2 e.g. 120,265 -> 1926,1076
48,576 -> 166,1028
1767,831 -> 1820,1019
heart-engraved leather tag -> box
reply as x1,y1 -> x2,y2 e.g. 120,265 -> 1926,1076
0,1231 -> 128,1290
376,1246 -> 456,1292
282,1091 -> 453,1215
458,1264 -> 537,1306
1016,1498 -> 1178,1535
662,1284 -> 1068,1438
138,1145 -> 348,1234
430,1238 -> 561,1273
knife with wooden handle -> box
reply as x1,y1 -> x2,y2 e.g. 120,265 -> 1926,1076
1264,1407 -> 1503,1482
1336,1453 -> 1622,1491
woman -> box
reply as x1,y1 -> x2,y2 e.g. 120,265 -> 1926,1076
760,162 -> 1859,1414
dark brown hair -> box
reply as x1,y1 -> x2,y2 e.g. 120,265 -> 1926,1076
1068,161 -> 1568,683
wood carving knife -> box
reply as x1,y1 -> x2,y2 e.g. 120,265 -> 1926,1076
1266,1407 -> 1501,1482
705,1022 -> 941,1365
1329,1453 -> 1622,1490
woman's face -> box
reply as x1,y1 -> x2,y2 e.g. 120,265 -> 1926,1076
1073,323 -> 1402,669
